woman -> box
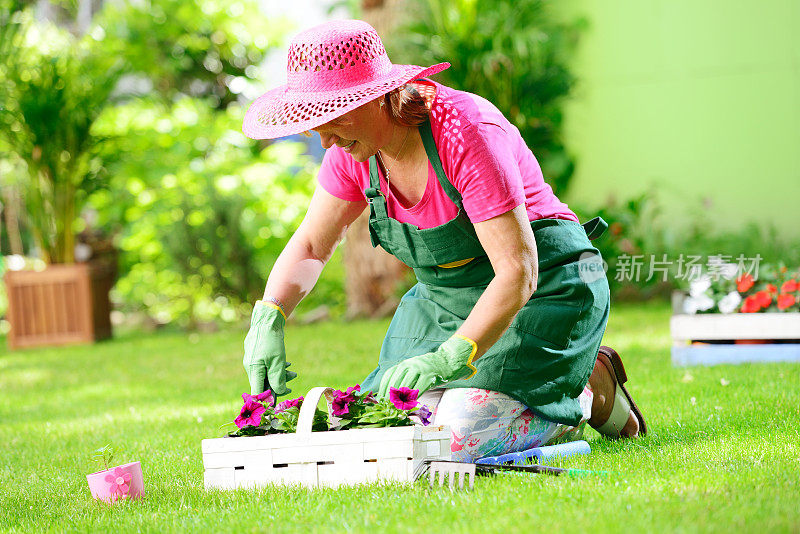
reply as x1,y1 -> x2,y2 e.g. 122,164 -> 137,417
241,20 -> 646,462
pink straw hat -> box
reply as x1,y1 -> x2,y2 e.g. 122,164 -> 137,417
242,19 -> 450,140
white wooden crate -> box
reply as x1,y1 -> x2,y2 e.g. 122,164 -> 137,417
202,387 -> 451,490
670,313 -> 800,366
670,313 -> 800,343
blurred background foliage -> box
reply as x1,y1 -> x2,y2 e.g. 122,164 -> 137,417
0,17 -> 125,263
389,0 -> 582,196
1,0 -> 797,332
0,0 -> 344,330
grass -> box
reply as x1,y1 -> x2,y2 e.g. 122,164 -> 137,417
1,301 -> 799,533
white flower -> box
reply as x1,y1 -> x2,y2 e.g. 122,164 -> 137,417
689,276 -> 712,297
695,294 -> 715,312
718,291 -> 742,314
683,294 -> 714,315
682,293 -> 715,314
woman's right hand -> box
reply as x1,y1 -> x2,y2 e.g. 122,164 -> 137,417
243,301 -> 297,396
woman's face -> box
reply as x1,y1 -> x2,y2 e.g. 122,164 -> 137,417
311,99 -> 391,162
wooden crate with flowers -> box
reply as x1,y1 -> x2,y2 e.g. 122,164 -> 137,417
671,263 -> 800,366
202,385 -> 450,490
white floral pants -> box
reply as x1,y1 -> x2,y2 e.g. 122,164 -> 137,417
418,387 -> 593,463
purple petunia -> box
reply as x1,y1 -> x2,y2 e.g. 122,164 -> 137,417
389,387 -> 419,410
235,399 -> 266,428
414,404 -> 432,426
276,396 -> 304,412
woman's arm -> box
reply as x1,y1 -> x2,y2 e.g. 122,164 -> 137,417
263,184 -> 366,316
455,204 -> 538,360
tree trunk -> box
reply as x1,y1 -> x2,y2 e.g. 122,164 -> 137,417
341,0 -> 412,319
342,213 -> 409,319
3,185 -> 24,255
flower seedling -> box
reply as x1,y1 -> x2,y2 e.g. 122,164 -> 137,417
91,443 -> 121,472
226,385 -> 432,437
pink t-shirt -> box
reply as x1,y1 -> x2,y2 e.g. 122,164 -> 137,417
317,80 -> 577,228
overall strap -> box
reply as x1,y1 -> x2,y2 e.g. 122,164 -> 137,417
581,216 -> 608,240
419,119 -> 464,209
366,155 -> 389,219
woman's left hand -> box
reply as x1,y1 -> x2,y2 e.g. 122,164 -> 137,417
378,335 -> 478,397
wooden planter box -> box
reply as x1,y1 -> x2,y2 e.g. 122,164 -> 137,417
202,387 -> 452,490
4,262 -> 114,350
670,313 -> 800,366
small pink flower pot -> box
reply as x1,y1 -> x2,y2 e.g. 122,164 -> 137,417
86,461 -> 144,503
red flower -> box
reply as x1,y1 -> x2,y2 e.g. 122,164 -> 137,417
609,222 -> 623,236
740,295 -> 761,313
766,283 -> 777,294
755,290 -> 772,308
736,274 -> 754,293
777,293 -> 796,310
780,279 -> 798,293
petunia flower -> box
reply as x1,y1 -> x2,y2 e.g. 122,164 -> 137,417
389,387 -> 419,410
235,399 -> 266,428
331,394 -> 351,417
276,396 -> 304,412
414,404 -> 432,426
241,390 -> 274,407
338,385 -> 360,403
105,467 -> 132,498
329,385 -> 362,417
256,390 -> 274,406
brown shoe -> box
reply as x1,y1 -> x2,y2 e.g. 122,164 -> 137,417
590,346 -> 647,438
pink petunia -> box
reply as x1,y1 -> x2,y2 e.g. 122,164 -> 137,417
241,390 -> 274,407
235,399 -> 266,428
331,393 -> 351,417
340,385 -> 360,403
276,396 -> 304,412
362,391 -> 379,404
389,387 -> 419,410
104,467 -> 132,498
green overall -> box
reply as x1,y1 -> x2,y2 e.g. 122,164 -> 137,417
360,120 -> 610,426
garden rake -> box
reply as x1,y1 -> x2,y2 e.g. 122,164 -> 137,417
426,460 -> 607,490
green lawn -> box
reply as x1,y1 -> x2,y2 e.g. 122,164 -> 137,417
1,302 -> 799,533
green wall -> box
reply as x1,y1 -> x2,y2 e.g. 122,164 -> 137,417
559,0 -> 800,234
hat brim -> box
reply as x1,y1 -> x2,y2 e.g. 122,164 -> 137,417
242,62 -> 450,140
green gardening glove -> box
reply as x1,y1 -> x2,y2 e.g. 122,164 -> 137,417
243,301 -> 297,396
378,335 -> 478,399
